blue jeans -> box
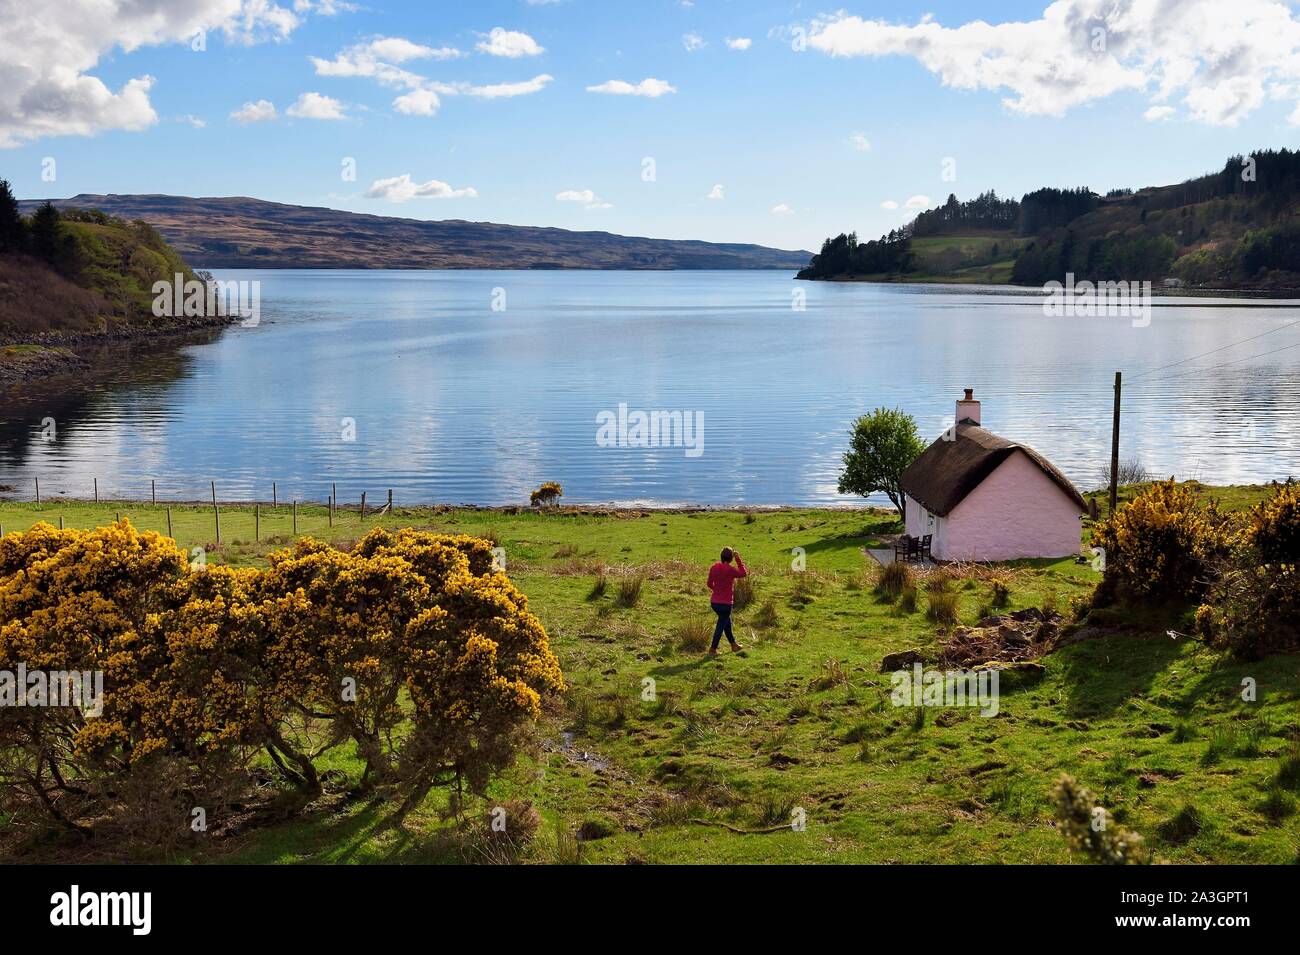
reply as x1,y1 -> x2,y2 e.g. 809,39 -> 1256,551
710,602 -> 735,650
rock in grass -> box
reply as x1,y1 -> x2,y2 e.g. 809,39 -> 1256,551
879,648 -> 925,672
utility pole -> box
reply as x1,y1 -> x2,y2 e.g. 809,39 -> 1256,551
1109,371 -> 1122,516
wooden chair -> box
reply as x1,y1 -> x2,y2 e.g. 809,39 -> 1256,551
919,534 -> 933,562
893,535 -> 921,563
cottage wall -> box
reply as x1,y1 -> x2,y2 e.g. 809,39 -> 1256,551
904,494 -> 946,555
939,450 -> 1083,561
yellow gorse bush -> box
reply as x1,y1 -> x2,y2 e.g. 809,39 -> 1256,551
529,481 -> 563,508
1197,482 -> 1300,659
1092,479 -> 1229,605
1248,479 -> 1300,564
0,520 -> 563,841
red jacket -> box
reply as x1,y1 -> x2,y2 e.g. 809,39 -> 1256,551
706,556 -> 747,604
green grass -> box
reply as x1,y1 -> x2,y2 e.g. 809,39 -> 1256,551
2,485 -> 1298,864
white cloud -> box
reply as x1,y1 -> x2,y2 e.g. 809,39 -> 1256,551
683,32 -> 706,52
293,0 -> 357,15
182,114 -> 206,128
314,37 -> 547,113
466,74 -> 553,98
881,199 -> 900,210
310,37 -> 459,90
393,89 -> 441,115
0,0 -> 316,148
904,195 -> 931,210
848,132 -> 871,151
365,173 -> 477,201
231,99 -> 277,123
804,1 -> 1300,126
725,37 -> 752,51
1143,105 -> 1175,121
586,78 -> 676,97
286,91 -> 346,119
706,183 -> 724,200
367,37 -> 458,62
557,189 -> 612,209
770,203 -> 794,216
476,27 -> 544,58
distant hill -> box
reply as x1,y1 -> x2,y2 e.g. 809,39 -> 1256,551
17,194 -> 810,271
799,148 -> 1300,289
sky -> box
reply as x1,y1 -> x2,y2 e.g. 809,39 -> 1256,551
3,0 -> 1300,252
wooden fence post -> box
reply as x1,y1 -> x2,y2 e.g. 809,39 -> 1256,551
328,494 -> 333,528
211,481 -> 220,543
273,482 -> 277,508
94,478 -> 98,503
255,503 -> 260,542
34,477 -> 39,504
360,491 -> 366,521
293,500 -> 298,536
167,507 -> 173,539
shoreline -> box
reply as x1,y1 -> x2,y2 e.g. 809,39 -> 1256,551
0,313 -> 237,387
796,273 -> 1300,296
0,497 -> 893,516
0,480 -> 1277,517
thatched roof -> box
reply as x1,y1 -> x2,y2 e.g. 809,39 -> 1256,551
901,423 -> 1086,517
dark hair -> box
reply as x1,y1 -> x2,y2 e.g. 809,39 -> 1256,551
720,547 -> 733,563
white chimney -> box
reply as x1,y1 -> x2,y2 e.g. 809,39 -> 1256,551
956,388 -> 981,426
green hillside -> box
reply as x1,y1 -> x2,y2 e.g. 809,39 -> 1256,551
800,148 -> 1300,289
0,179 -> 214,342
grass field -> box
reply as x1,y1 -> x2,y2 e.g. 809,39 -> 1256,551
2,482 -> 1297,864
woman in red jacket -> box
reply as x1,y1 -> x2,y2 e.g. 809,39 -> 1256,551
706,547 -> 747,654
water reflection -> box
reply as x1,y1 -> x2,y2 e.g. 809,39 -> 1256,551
1,271 -> 1297,506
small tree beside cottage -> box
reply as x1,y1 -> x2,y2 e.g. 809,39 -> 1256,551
837,408 -> 924,520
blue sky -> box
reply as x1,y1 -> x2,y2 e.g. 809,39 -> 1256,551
3,0 -> 1300,251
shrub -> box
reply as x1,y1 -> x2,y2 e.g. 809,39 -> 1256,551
733,577 -> 754,611
1053,774 -> 1147,864
990,578 -> 1011,609
923,570 -> 953,594
1092,479 -> 1227,606
486,799 -> 542,845
1195,483 -> 1300,659
789,575 -> 817,607
1274,746 -> 1300,791
898,584 -> 919,614
529,481 -> 563,509
875,560 -> 913,602
1249,481 -> 1300,563
1197,564 -> 1300,659
674,615 -> 713,651
925,590 -> 960,626
1261,786 -> 1297,822
1157,803 -> 1205,845
0,521 -> 565,842
754,599 -> 779,628
1098,456 -> 1150,490
614,572 -> 644,608
812,658 -> 849,691
588,573 -> 607,599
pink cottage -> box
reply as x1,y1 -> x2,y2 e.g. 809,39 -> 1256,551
900,390 -> 1086,562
